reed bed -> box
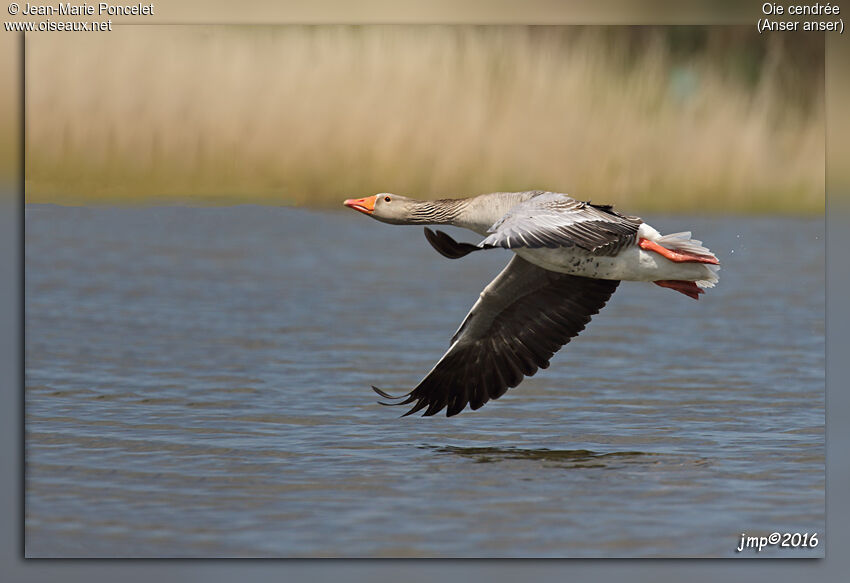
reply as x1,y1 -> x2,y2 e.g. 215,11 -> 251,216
25,26 -> 824,213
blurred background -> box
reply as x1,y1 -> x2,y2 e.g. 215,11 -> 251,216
4,0 -> 850,574
25,25 -> 824,213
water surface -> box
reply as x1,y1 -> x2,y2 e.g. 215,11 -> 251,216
25,205 -> 824,557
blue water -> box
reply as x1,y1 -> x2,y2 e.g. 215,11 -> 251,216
25,205 -> 824,557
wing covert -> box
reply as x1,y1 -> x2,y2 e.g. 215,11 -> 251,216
479,192 -> 642,256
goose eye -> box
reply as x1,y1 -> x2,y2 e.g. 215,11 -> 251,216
384,196 -> 391,203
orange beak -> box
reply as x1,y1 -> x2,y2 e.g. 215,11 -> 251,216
343,195 -> 377,215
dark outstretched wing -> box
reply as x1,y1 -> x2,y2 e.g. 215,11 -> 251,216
479,192 -> 642,256
373,255 -> 620,417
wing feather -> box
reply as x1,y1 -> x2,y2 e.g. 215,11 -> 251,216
372,256 -> 619,417
480,192 -> 642,256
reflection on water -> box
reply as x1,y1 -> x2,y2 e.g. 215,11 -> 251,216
430,445 -> 654,468
25,205 -> 824,558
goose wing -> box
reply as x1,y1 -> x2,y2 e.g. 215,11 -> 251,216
373,255 -> 619,417
480,192 -> 643,256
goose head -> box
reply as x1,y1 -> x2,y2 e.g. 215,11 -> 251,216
343,193 -> 420,225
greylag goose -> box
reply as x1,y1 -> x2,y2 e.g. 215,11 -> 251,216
343,190 -> 719,417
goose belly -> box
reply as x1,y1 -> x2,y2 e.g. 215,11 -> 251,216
513,246 -> 713,282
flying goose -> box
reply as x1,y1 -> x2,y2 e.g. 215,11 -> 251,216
343,191 -> 719,417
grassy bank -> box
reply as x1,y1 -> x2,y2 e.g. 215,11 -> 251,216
25,26 -> 824,213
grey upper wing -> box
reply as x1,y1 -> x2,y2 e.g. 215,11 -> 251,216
479,192 -> 643,256
373,255 -> 620,417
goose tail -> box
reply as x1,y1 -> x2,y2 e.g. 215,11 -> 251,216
655,231 -> 720,288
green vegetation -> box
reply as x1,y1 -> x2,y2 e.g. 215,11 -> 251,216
26,26 -> 824,213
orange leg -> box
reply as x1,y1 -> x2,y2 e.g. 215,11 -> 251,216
654,280 -> 704,300
639,238 -> 719,265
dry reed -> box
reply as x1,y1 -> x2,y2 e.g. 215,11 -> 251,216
25,26 -> 824,213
